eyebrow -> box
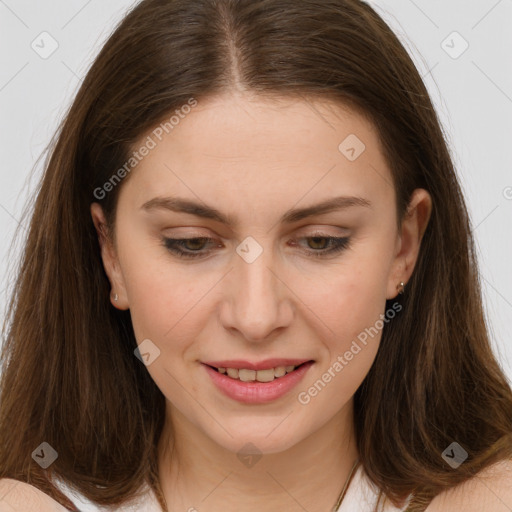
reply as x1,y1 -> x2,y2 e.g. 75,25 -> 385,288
140,195 -> 372,225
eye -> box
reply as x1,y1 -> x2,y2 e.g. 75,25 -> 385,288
162,237 -> 218,259
293,236 -> 351,258
161,234 -> 351,260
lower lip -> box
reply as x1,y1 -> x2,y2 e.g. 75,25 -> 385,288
203,361 -> 314,404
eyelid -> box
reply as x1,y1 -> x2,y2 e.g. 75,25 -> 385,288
161,226 -> 349,242
161,233 -> 351,260
298,227 -> 350,237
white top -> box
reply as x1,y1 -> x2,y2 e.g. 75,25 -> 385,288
51,477 -> 160,511
337,465 -> 409,511
19,467 -> 409,511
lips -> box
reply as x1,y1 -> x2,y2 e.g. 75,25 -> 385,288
202,359 -> 315,404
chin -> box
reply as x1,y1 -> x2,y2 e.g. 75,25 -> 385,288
204,419 -> 310,456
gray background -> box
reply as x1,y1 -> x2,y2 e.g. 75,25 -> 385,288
1,0 -> 511,379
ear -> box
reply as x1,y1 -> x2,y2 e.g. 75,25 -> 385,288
90,202 -> 129,310
386,188 -> 432,299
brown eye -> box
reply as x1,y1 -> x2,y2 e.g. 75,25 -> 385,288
182,238 -> 209,251
296,236 -> 351,258
307,237 -> 330,250
162,237 -> 219,259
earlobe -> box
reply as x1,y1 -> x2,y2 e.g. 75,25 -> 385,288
90,203 -> 129,310
386,188 -> 432,299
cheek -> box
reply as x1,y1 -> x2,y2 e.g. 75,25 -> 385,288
293,246 -> 391,397
298,249 -> 391,344
120,257 -> 208,405
294,273 -> 388,418
126,272 -> 202,348
115,240 -> 195,346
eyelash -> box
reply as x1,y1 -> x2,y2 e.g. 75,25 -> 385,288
161,235 -> 350,259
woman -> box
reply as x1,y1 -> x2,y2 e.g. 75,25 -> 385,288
0,0 -> 511,511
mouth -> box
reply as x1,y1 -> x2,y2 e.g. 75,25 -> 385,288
205,362 -> 312,383
201,359 -> 315,404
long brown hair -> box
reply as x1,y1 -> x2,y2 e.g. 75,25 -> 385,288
1,1 -> 511,511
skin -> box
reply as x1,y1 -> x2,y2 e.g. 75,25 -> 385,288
0,479 -> 69,511
90,90 -> 433,511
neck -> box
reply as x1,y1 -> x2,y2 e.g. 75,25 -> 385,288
157,400 -> 359,512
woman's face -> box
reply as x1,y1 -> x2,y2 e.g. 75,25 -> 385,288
92,92 -> 430,455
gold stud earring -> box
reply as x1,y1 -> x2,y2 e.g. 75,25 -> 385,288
396,282 -> 405,295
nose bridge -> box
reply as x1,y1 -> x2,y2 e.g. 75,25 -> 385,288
222,236 -> 291,341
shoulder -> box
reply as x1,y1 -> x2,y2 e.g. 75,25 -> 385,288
426,460 -> 512,511
0,478 -> 69,511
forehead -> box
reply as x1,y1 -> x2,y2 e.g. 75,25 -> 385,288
151,92 -> 378,159
120,92 -> 394,218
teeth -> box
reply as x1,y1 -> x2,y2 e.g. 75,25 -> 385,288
274,366 -> 287,377
238,369 -> 256,382
226,368 -> 239,379
254,368 -> 275,382
218,364 -> 300,382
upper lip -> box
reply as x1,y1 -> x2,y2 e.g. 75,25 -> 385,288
202,358 -> 313,371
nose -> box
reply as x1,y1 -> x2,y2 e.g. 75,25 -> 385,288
219,242 -> 294,342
